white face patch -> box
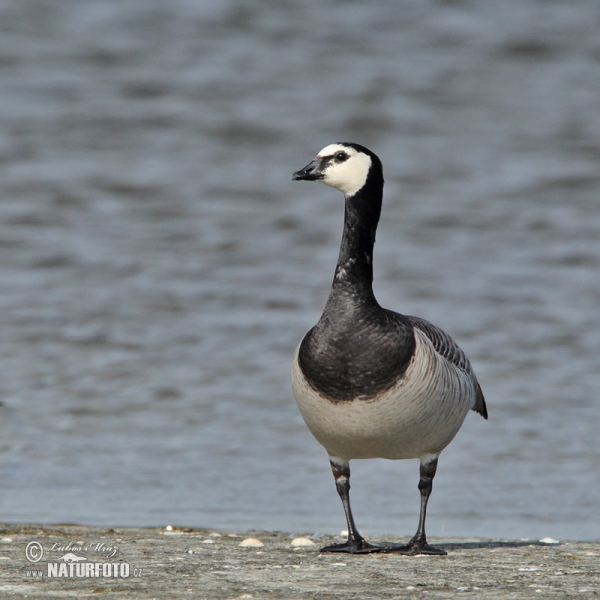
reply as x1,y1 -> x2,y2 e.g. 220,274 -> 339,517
316,144 -> 372,197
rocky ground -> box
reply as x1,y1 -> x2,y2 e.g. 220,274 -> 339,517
0,525 -> 597,598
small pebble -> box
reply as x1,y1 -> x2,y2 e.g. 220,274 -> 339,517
238,538 -> 264,548
1,537 -> 12,543
202,539 -> 216,544
291,537 -> 316,547
209,532 -> 223,537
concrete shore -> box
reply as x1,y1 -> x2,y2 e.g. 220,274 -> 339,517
0,524 -> 597,598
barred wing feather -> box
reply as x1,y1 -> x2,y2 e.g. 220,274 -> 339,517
407,316 -> 488,420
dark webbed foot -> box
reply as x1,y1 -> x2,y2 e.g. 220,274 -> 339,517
385,539 -> 447,556
321,538 -> 385,554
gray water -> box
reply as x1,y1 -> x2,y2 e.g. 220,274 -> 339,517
0,0 -> 599,542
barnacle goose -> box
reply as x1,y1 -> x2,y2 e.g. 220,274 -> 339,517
291,143 -> 487,555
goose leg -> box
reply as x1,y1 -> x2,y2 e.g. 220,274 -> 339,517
388,457 -> 447,555
320,459 -> 383,554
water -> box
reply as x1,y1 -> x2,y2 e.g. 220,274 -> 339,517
0,0 -> 599,541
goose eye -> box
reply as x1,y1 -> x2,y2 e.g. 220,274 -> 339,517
335,152 -> 348,162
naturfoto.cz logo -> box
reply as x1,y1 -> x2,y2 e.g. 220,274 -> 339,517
24,540 -> 142,579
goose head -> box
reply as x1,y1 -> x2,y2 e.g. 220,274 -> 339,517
292,143 -> 381,198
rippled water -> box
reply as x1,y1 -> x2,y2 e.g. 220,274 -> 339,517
0,0 -> 599,541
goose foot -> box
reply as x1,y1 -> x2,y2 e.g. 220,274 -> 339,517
320,538 -> 384,554
385,540 -> 447,556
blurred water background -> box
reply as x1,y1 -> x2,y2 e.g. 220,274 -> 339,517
0,0 -> 599,541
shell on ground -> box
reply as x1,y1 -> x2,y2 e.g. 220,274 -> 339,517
291,537 -> 316,547
238,538 -> 265,548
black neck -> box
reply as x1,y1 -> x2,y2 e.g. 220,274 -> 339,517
328,176 -> 383,305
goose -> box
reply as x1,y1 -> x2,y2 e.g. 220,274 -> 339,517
291,143 -> 487,555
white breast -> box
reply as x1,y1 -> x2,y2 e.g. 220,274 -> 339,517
291,330 -> 476,462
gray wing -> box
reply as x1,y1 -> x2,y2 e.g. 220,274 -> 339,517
407,316 -> 488,420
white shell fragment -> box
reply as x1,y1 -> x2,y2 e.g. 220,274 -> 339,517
291,537 -> 316,547
238,538 -> 265,548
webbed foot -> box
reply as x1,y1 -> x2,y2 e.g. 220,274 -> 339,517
385,539 -> 447,556
320,538 -> 385,554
